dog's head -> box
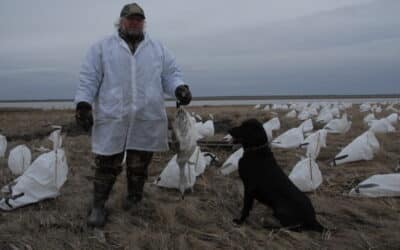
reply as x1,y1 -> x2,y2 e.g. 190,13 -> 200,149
228,119 -> 269,149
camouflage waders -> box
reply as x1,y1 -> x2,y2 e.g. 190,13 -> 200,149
87,150 -> 153,227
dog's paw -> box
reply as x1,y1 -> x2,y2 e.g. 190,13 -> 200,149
232,218 -> 244,225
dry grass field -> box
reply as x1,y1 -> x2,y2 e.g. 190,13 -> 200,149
0,103 -> 399,249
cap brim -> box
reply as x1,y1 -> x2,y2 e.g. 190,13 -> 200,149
125,13 -> 145,19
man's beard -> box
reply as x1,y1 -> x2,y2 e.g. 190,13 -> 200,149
121,27 -> 144,38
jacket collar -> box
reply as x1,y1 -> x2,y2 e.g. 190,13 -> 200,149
114,31 -> 150,54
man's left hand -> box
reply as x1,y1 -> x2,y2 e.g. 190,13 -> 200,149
175,84 -> 192,105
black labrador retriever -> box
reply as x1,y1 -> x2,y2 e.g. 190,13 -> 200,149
229,119 -> 324,232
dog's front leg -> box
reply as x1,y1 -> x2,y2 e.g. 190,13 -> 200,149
233,187 -> 254,225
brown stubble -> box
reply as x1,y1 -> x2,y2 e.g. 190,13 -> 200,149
0,103 -> 399,249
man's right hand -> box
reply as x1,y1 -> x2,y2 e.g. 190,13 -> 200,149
75,102 -> 93,132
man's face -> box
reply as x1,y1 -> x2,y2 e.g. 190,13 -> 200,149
121,15 -> 145,36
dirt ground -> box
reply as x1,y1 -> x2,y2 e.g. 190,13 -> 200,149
0,104 -> 399,250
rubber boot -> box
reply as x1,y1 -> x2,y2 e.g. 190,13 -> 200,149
123,174 -> 145,210
123,150 -> 153,210
87,154 -> 122,227
87,177 -> 115,228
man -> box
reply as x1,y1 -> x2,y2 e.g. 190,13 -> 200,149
74,3 -> 192,227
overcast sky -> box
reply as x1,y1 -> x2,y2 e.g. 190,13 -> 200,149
0,0 -> 399,100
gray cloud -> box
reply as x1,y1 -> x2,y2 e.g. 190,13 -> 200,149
0,0 -> 399,100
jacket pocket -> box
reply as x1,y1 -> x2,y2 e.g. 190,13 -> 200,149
96,87 -> 122,120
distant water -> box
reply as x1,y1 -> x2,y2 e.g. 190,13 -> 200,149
0,97 -> 399,109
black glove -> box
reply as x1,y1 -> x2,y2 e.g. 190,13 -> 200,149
75,102 -> 93,132
175,84 -> 192,106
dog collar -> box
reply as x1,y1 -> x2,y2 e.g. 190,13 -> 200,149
243,142 -> 269,153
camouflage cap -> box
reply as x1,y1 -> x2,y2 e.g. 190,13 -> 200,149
120,3 -> 145,19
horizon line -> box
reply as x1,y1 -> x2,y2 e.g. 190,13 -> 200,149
0,94 -> 399,103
